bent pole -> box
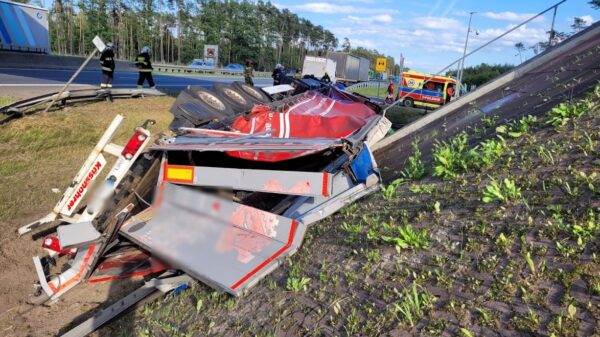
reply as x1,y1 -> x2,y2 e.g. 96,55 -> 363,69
42,49 -> 97,114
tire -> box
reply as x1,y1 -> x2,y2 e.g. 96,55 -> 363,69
232,81 -> 271,104
186,86 -> 236,120
212,84 -> 254,113
170,90 -> 225,127
403,98 -> 414,107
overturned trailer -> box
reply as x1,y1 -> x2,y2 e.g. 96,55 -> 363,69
20,79 -> 391,336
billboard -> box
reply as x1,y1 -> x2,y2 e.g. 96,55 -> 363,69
203,44 -> 218,68
0,0 -> 50,53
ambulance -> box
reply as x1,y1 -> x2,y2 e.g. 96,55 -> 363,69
397,70 -> 457,108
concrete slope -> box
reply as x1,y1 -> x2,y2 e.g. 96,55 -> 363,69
373,22 -> 600,182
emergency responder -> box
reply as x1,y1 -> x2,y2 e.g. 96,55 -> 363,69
293,68 -> 302,80
272,64 -> 284,85
446,85 -> 455,103
385,79 -> 395,104
244,59 -> 254,86
135,46 -> 155,88
99,42 -> 115,89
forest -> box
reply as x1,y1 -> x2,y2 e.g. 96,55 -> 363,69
9,0 -> 401,72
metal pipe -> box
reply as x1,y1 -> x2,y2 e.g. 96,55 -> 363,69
383,0 -> 567,116
548,5 -> 558,46
42,49 -> 97,114
456,12 -> 476,98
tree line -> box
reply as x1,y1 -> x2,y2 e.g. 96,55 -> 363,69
11,0 -> 403,73
19,0 -> 341,71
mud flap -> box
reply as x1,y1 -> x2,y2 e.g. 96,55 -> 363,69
120,183 -> 306,296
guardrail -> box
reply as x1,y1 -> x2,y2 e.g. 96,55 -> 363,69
346,81 -> 387,91
154,63 -> 271,77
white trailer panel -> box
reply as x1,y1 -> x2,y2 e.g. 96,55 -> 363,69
302,56 -> 337,81
0,0 -> 50,53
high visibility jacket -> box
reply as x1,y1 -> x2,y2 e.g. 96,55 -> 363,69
100,49 -> 115,73
244,66 -> 253,79
135,52 -> 153,72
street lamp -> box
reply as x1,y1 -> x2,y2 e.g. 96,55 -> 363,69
456,11 -> 476,98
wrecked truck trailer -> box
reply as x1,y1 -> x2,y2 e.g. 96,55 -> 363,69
21,81 -> 390,335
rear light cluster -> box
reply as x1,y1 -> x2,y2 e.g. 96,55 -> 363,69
121,130 -> 147,160
42,236 -> 73,255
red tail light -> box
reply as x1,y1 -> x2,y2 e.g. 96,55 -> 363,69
122,130 -> 147,159
42,236 -> 71,254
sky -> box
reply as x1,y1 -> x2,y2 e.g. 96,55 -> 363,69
273,0 -> 597,73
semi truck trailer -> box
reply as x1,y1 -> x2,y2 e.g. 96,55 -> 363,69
326,51 -> 370,84
0,0 -> 50,53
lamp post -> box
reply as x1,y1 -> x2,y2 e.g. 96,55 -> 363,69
456,11 -> 476,98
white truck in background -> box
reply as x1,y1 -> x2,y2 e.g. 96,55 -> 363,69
326,52 -> 370,85
302,56 -> 337,82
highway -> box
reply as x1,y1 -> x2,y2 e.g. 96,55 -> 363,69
0,67 -> 272,97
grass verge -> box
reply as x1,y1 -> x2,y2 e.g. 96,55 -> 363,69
0,97 -> 173,223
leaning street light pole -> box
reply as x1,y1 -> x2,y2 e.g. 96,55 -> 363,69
456,11 -> 476,98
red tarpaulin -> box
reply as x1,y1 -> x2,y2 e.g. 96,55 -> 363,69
227,91 -> 377,161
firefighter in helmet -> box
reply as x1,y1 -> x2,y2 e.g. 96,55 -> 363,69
244,59 -> 254,86
99,42 -> 115,89
135,46 -> 155,88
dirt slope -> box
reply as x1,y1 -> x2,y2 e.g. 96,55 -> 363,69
101,87 -> 599,337
0,97 -> 173,337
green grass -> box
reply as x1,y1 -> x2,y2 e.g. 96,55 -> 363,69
0,96 -> 15,106
383,105 -> 428,128
0,97 -> 174,223
350,85 -> 390,98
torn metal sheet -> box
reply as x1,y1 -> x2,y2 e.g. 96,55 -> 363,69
121,183 -> 306,296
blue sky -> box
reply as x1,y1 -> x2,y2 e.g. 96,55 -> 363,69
274,0 -> 597,73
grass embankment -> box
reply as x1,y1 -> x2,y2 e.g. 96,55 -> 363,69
103,85 -> 599,336
0,96 -> 15,106
0,97 -> 173,223
351,85 -> 391,98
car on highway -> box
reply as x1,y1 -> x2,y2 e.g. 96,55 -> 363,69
188,59 -> 211,68
222,64 -> 244,74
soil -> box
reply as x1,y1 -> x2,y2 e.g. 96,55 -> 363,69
0,97 -> 174,337
98,91 -> 599,336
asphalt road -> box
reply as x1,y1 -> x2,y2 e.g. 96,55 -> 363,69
0,67 -> 272,97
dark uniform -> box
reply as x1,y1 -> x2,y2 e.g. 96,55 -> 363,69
99,48 -> 115,88
272,67 -> 283,86
244,65 -> 254,86
135,51 -> 155,88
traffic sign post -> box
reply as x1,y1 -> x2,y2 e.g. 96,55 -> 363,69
375,58 -> 387,99
375,57 -> 387,72
43,36 -> 105,114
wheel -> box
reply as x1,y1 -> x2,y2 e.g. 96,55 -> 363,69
232,81 -> 271,104
212,84 -> 254,113
403,98 -> 414,107
186,86 -> 236,119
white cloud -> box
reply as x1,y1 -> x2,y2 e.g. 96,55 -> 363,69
350,38 -> 377,49
472,24 -> 547,47
288,3 -> 358,14
413,16 -> 463,30
578,15 -> 594,25
286,2 -> 397,14
480,11 -> 544,23
344,14 -> 393,25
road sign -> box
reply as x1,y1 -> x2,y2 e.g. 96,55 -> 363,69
92,36 -> 106,52
375,57 -> 387,72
